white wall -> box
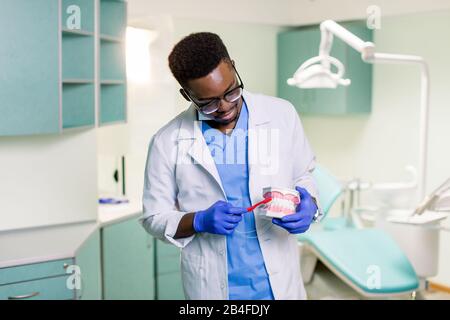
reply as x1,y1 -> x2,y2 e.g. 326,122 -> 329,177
0,130 -> 98,231
128,0 -> 450,26
300,10 -> 450,286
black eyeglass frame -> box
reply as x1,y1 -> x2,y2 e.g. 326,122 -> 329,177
180,64 -> 245,115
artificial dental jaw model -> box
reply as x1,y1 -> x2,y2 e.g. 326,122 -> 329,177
262,187 -> 300,219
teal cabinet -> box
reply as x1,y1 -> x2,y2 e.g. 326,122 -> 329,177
100,82 -> 126,124
0,259 -> 75,300
0,0 -> 60,136
157,272 -> 184,300
62,0 -> 95,33
0,0 -> 127,136
60,0 -> 96,130
99,0 -> 127,125
102,217 -> 155,299
0,276 -> 74,300
75,229 -> 102,300
155,240 -> 185,300
277,21 -> 373,115
62,83 -> 96,129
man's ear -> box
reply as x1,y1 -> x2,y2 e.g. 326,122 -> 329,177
179,88 -> 191,102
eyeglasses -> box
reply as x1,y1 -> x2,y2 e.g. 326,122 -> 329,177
181,65 -> 244,115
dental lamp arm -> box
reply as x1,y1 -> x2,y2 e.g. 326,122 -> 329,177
319,20 -> 375,61
291,20 -> 430,204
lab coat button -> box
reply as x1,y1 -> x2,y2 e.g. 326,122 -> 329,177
220,281 -> 225,289
219,249 -> 225,255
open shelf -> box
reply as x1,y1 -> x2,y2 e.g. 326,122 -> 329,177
99,34 -> 124,43
100,83 -> 126,124
63,79 -> 95,84
61,0 -> 95,33
100,0 -> 126,38
100,80 -> 125,85
1,0 -> 127,136
62,28 -> 94,37
62,83 -> 95,129
62,33 -> 94,80
100,40 -> 125,81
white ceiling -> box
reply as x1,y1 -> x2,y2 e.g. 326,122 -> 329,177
128,0 -> 450,26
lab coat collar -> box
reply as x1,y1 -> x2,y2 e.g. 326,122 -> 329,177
177,90 -> 270,140
243,89 -> 271,128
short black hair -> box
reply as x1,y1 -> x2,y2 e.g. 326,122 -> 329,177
168,32 -> 231,86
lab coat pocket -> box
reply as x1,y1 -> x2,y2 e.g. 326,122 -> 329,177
180,252 -> 206,300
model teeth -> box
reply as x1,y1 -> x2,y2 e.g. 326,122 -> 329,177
262,187 -> 300,218
268,198 -> 295,214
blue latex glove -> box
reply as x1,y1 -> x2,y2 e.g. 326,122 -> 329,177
193,200 -> 247,235
272,186 -> 317,234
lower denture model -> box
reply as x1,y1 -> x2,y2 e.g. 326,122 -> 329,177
261,187 -> 300,218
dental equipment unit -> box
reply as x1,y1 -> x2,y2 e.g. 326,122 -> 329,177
288,20 -> 430,207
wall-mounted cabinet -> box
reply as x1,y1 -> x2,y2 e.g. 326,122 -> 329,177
100,40 -> 126,80
0,0 -> 127,136
0,0 -> 60,136
100,0 -> 126,39
99,0 -> 127,125
277,21 -> 373,115
100,83 -> 126,124
62,0 -> 95,34
62,33 -> 95,81
62,83 -> 96,129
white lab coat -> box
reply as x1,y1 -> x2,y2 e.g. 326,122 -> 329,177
141,90 -> 319,300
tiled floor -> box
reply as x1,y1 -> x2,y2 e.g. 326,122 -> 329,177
304,261 -> 450,300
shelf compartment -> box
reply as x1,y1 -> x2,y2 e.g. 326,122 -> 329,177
62,33 -> 94,80
63,79 -> 95,84
100,0 -> 126,38
100,40 -> 125,81
62,83 -> 95,129
100,80 -> 125,85
99,34 -> 124,43
100,83 -> 126,124
62,28 -> 93,37
61,0 -> 95,33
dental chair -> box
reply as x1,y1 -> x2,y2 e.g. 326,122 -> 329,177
298,165 -> 419,298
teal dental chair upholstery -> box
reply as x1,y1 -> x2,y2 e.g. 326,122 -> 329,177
298,164 -> 419,297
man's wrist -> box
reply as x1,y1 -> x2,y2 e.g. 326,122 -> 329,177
174,212 -> 197,239
192,211 -> 203,233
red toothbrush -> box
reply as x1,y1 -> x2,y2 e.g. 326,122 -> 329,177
246,197 -> 272,212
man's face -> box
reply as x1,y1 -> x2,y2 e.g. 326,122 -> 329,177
185,60 -> 242,125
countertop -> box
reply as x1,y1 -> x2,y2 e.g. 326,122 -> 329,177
97,198 -> 143,227
0,199 -> 143,269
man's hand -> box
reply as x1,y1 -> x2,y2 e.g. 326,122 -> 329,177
272,186 -> 317,234
193,200 -> 246,235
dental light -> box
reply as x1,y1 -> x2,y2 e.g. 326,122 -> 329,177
288,20 -> 430,204
287,55 -> 350,88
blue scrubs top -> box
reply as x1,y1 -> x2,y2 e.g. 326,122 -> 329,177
201,101 -> 274,300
